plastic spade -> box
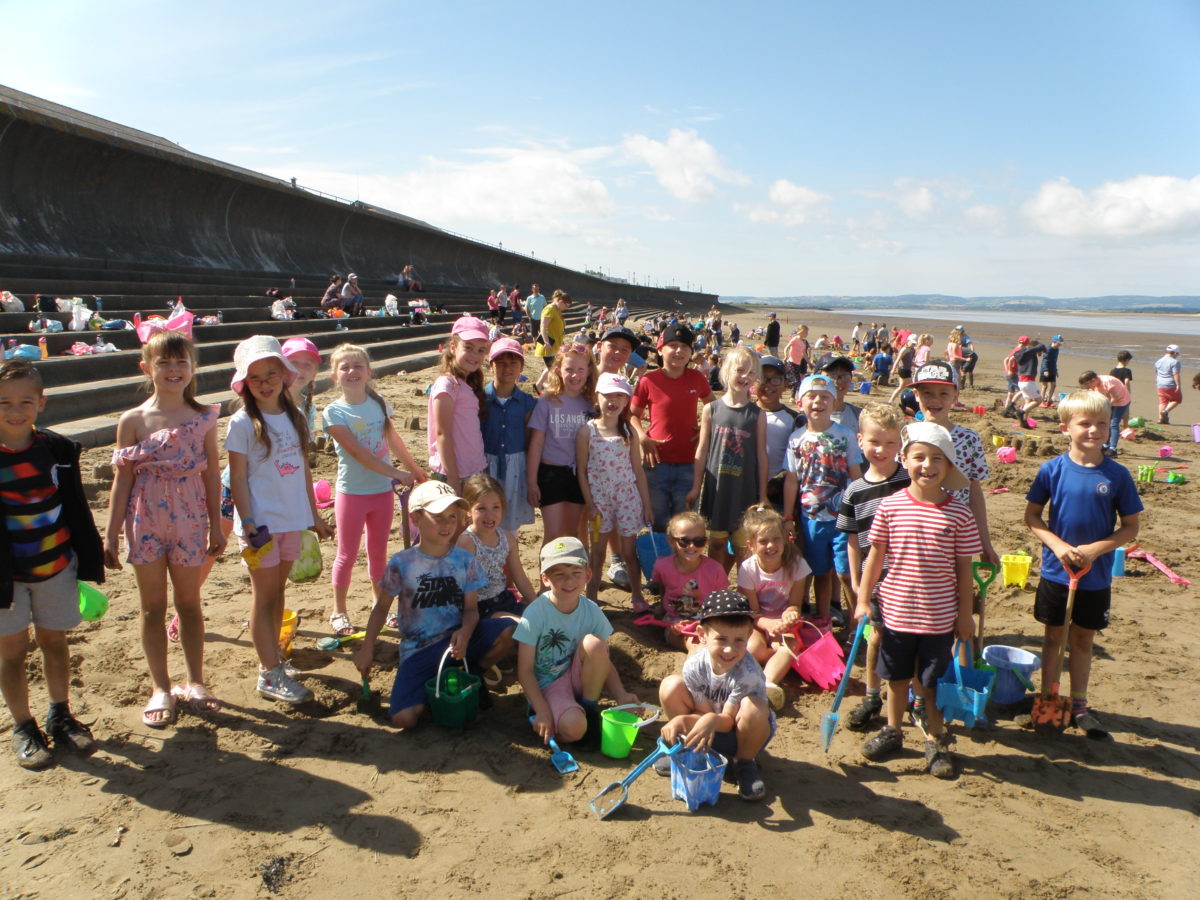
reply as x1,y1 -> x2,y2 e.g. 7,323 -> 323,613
1030,563 -> 1090,731
315,631 -> 367,651
590,738 -> 682,820
972,562 -> 998,659
529,716 -> 579,774
820,618 -> 867,752
356,677 -> 380,715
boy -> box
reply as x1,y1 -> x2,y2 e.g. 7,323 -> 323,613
1154,344 -> 1183,425
516,537 -> 638,747
1078,370 -> 1131,457
657,589 -> 772,801
855,422 -> 980,778
836,403 -> 911,731
871,346 -> 893,388
1109,351 -> 1134,427
1039,335 -> 1063,406
764,313 -> 780,357
354,481 -> 515,729
1011,336 -> 1048,428
1024,391 -> 1141,741
782,374 -> 863,621
0,360 -> 104,768
816,353 -> 861,434
631,324 -> 716,532
756,356 -> 803,513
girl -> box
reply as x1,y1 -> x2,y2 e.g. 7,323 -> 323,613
428,316 -> 491,493
527,343 -> 596,544
914,333 -> 933,368
947,328 -> 966,385
648,511 -> 729,649
282,337 -> 322,439
106,331 -> 224,727
227,336 -> 332,704
737,505 -> 811,711
888,336 -> 918,405
324,343 -> 425,637
576,373 -> 653,608
687,346 -> 768,572
456,474 -> 535,624
784,326 -> 811,396
486,289 -> 500,323
482,337 -> 537,535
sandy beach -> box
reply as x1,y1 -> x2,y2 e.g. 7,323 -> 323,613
3,314 -> 1198,899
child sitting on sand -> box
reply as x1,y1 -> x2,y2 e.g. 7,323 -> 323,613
517,538 -> 639,749
657,589 -> 772,801
855,422 -> 980,778
1024,391 -> 1141,741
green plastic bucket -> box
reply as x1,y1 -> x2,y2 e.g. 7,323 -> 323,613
77,582 -> 109,621
599,704 -> 661,759
424,648 -> 480,728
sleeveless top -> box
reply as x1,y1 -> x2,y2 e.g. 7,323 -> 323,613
700,400 -> 761,533
465,528 -> 509,599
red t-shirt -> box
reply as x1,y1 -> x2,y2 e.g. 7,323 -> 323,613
632,368 -> 712,464
868,488 -> 981,634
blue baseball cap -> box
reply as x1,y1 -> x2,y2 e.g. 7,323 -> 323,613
798,374 -> 836,397
1052,334 -> 1063,342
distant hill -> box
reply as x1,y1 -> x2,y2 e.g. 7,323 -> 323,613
722,294 -> 1200,314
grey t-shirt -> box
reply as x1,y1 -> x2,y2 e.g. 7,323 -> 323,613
683,648 -> 767,712
831,401 -> 861,434
763,405 -> 802,477
1154,354 -> 1181,389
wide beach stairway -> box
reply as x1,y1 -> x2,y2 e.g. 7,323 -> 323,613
0,258 -> 594,446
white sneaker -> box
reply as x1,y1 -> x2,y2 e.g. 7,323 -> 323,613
257,665 -> 313,704
765,682 -> 785,711
607,558 -> 631,589
282,659 -> 301,679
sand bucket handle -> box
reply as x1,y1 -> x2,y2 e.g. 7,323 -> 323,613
951,640 -> 974,689
433,646 -> 470,700
607,703 -> 660,728
779,620 -> 822,660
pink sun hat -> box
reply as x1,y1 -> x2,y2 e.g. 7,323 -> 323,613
488,337 -> 525,361
230,335 -> 298,395
451,315 -> 491,343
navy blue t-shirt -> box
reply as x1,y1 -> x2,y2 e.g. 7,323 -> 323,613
1026,454 -> 1143,591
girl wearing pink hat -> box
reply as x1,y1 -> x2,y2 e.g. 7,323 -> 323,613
428,317 -> 492,493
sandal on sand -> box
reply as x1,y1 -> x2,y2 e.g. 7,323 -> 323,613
329,612 -> 355,637
142,691 -> 177,729
172,683 -> 221,714
385,613 -> 400,630
166,614 -> 181,643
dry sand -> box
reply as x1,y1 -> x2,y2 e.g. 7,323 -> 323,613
3,314 -> 1198,899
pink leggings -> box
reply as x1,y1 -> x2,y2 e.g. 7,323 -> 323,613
332,491 -> 393,588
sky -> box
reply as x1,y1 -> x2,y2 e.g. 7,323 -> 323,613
3,0 -> 1200,299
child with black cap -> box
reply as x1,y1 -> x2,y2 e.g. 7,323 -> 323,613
657,588 -> 772,801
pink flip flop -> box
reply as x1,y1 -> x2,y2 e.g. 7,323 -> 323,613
166,614 -> 180,643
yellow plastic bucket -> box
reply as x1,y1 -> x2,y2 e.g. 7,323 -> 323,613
1001,555 -> 1032,588
992,435 -> 1006,448
278,610 -> 299,658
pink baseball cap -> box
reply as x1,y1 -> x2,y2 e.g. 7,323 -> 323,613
451,316 -> 491,343
281,336 -> 321,362
488,337 -> 525,361
596,372 -> 633,396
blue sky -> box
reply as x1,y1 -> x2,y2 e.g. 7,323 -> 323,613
3,0 -> 1200,298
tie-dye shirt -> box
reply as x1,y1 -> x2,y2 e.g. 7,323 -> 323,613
784,422 -> 864,521
0,436 -> 72,581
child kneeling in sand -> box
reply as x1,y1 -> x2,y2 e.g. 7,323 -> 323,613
855,422 -> 980,778
354,481 -> 515,728
657,589 -> 772,801
517,538 -> 638,748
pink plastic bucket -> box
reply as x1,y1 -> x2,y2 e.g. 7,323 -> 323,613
1193,424 -> 1200,443
781,622 -> 845,691
996,446 -> 1017,463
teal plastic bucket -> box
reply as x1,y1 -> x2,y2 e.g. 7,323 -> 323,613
670,748 -> 727,811
981,645 -> 1040,705
936,642 -> 995,727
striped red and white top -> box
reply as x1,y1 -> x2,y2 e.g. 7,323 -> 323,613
868,488 -> 981,634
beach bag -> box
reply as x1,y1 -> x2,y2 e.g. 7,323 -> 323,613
0,290 -> 22,312
5,344 -> 42,361
66,341 -> 94,356
68,302 -> 92,332
134,308 -> 193,343
36,294 -> 58,313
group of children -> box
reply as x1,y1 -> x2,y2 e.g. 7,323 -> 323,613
0,308 -> 1143,794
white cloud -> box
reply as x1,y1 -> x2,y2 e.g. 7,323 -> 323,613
963,203 -> 1006,231
737,179 -> 830,226
1024,174 -> 1200,237
897,185 -> 935,221
621,128 -> 747,202
270,143 -> 615,237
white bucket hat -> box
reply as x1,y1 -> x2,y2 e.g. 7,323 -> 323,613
230,335 -> 298,395
901,421 -> 969,492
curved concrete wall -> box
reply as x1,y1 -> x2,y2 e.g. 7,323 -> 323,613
0,86 -> 715,306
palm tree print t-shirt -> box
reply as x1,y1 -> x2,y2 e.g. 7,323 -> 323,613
513,593 -> 613,688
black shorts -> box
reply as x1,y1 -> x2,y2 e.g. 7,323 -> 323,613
877,627 -> 954,690
1033,578 -> 1111,631
537,463 -> 585,507
478,588 -> 523,619
896,366 -> 912,379
1038,371 -> 1057,383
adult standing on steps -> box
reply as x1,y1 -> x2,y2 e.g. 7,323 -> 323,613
1155,344 -> 1183,425
525,283 -> 546,344
340,273 -> 364,317
765,313 -> 780,357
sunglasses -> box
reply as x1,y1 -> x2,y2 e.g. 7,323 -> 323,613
672,536 -> 707,548
558,343 -> 590,356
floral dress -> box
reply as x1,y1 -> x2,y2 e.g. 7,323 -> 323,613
585,421 -> 643,537
112,404 -> 218,566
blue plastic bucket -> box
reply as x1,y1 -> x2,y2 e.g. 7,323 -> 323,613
857,382 -> 871,395
936,642 -> 995,727
981,645 -> 1041,705
670,748 -> 727,811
